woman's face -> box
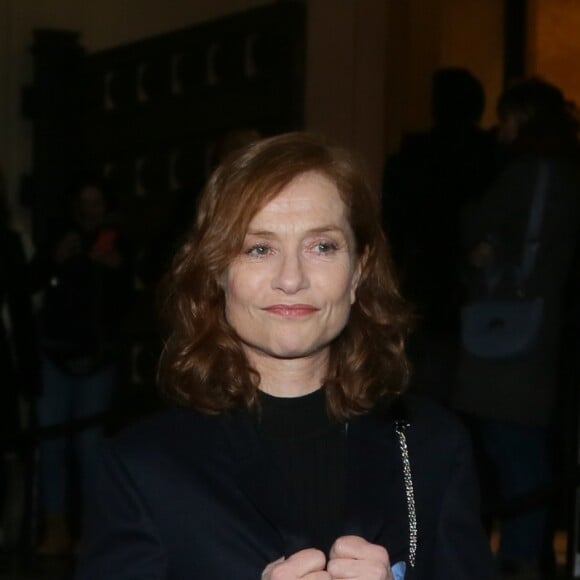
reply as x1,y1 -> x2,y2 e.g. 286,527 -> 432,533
223,171 -> 362,368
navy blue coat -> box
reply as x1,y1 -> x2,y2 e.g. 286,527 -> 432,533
75,396 -> 495,579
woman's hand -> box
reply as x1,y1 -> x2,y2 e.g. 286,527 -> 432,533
327,536 -> 393,579
262,549 -> 330,580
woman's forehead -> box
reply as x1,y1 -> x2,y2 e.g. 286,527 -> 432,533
247,172 -> 347,227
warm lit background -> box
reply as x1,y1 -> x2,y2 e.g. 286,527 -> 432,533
0,0 -> 579,224
529,0 -> 580,109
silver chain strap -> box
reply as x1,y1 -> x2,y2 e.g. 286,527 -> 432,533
395,421 -> 417,568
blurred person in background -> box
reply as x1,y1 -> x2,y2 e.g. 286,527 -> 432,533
454,79 -> 580,580
30,178 -> 134,556
0,167 -> 40,550
382,67 -> 495,406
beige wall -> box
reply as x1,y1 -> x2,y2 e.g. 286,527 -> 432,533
394,0 -> 504,133
306,0 -> 389,189
529,0 -> 580,108
440,0 -> 504,128
404,0 -> 443,132
0,0 -> 11,193
382,0 -> 504,156
72,0 -> 273,51
0,0 -> 505,230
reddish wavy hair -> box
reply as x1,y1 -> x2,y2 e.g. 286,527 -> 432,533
159,132 -> 412,419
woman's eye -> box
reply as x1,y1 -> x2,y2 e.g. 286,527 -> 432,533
314,241 -> 338,254
246,244 -> 270,257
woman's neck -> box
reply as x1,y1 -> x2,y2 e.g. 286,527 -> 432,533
244,347 -> 329,398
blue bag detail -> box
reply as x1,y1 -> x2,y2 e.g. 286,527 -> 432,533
461,297 -> 543,359
391,561 -> 407,579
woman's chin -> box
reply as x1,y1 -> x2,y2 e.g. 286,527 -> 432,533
269,342 -> 330,361
244,340 -> 329,362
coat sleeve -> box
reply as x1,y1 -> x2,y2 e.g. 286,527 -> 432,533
432,428 -> 497,580
75,442 -> 168,580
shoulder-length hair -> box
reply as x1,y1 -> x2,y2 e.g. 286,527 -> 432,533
159,132 -> 412,419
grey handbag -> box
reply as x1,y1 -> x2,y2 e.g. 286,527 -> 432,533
461,161 -> 550,360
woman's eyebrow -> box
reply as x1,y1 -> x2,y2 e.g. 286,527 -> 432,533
306,225 -> 346,236
246,225 -> 346,237
245,229 -> 276,237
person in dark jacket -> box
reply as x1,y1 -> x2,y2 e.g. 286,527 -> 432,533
0,171 -> 40,438
76,133 -> 494,579
383,68 -> 495,405
454,79 -> 580,580
31,179 -> 133,555
0,171 -> 40,549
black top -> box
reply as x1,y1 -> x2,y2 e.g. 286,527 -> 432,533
257,388 -> 346,555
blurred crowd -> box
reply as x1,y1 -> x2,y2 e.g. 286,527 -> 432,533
383,70 -> 580,580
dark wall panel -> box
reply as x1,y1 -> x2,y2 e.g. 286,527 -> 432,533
24,2 -> 306,251
83,1 -> 306,252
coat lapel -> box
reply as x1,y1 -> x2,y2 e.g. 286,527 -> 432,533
342,411 -> 410,565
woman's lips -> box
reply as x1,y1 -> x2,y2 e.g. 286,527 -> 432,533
263,304 -> 319,317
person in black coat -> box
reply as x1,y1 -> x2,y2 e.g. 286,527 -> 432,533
0,177 -> 40,448
382,68 -> 495,406
76,133 -> 494,579
30,179 -> 134,555
454,79 -> 580,579
0,228 -> 39,438
0,174 -> 40,553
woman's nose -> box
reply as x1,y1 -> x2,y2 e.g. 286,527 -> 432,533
272,252 -> 309,294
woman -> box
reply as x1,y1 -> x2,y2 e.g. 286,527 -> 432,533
455,80 -> 580,578
76,133 -> 493,579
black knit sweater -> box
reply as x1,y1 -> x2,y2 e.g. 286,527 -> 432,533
257,388 -> 347,555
